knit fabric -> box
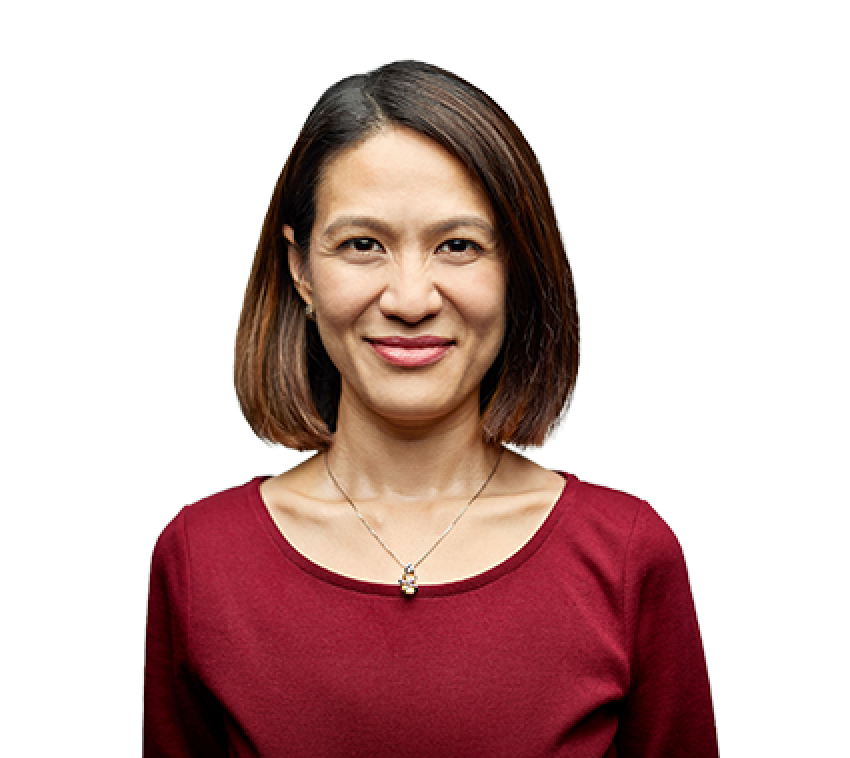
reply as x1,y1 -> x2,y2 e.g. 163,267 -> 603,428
144,474 -> 718,757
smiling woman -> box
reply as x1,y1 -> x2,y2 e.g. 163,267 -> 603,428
144,61 -> 718,757
286,127 -> 507,435
234,63 -> 578,452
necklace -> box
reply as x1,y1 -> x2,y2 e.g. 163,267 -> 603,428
324,448 -> 503,597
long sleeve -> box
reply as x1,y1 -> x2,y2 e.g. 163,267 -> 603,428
616,503 -> 719,756
141,476 -> 717,756
143,510 -> 228,757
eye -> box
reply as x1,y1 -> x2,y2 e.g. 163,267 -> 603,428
436,239 -> 482,256
340,237 -> 383,254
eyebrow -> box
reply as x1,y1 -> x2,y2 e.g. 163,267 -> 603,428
320,215 -> 497,242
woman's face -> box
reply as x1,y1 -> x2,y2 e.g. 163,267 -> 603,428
288,126 -> 506,432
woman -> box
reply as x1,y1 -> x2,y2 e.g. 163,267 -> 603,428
144,61 -> 718,757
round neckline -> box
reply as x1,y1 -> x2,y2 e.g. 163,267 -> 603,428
249,471 -> 577,598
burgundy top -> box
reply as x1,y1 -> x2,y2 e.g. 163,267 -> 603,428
144,474 -> 718,757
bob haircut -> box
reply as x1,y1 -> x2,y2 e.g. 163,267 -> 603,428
235,60 -> 579,451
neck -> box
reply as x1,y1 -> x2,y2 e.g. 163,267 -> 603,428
326,390 -> 500,502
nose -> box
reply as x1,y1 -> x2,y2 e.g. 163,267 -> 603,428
378,258 -> 442,325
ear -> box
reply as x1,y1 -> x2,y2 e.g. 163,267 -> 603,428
284,225 -> 313,306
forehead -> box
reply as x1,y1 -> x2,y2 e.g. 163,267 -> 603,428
314,127 -> 495,229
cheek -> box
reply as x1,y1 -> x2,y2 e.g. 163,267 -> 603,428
310,265 -> 375,329
452,267 -> 507,338
308,265 -> 383,379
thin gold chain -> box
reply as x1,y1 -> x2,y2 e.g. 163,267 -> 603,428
324,447 -> 504,571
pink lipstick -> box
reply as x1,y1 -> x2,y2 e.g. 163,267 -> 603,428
367,336 -> 454,367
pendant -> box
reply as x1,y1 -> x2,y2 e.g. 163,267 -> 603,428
398,563 -> 418,596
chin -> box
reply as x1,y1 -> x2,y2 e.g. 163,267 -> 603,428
337,364 -> 488,427
354,386 -> 477,428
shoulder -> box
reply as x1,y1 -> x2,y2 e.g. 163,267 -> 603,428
556,475 -> 685,574
151,478 -> 269,568
566,476 -> 645,527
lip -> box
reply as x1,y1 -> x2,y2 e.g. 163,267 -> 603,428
370,336 -> 454,348
367,336 -> 454,367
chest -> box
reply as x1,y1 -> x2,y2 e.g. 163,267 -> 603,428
264,487 -> 565,588
189,556 -> 630,757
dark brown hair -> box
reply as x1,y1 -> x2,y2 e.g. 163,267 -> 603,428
235,60 -> 579,450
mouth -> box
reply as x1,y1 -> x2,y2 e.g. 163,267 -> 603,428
366,336 -> 455,368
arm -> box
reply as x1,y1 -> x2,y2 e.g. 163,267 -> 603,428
143,510 -> 228,757
617,503 -> 719,757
